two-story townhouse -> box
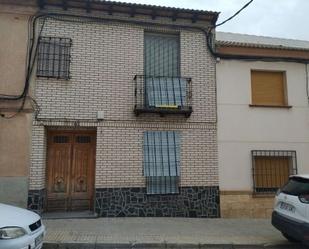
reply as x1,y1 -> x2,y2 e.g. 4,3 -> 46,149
0,1 -> 36,207
216,32 -> 309,218
27,0 -> 220,217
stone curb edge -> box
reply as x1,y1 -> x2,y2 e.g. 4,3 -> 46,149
42,242 -> 306,249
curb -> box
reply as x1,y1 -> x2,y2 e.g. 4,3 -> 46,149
42,242 -> 307,249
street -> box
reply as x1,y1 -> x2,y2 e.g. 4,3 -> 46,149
42,243 -> 308,249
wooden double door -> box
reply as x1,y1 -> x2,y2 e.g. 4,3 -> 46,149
46,130 -> 96,212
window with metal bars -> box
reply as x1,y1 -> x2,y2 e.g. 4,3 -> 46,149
252,150 -> 297,194
143,131 -> 180,194
37,37 -> 72,79
144,32 -> 184,108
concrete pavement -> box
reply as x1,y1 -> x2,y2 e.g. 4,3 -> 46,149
41,217 -> 307,248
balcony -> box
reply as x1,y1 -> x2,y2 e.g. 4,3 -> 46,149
134,75 -> 192,117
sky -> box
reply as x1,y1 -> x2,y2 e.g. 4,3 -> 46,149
118,0 -> 309,41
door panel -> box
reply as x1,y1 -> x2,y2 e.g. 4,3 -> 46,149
46,131 -> 95,212
70,134 -> 95,211
47,134 -> 71,211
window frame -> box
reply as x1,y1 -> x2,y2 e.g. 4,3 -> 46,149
143,130 -> 181,195
36,36 -> 72,80
143,31 -> 181,77
143,32 -> 183,109
251,150 -> 297,195
250,70 -> 290,108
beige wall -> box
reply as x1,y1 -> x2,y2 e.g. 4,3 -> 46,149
220,192 -> 274,218
0,4 -> 35,207
217,59 -> 309,217
0,115 -> 32,176
0,12 -> 28,95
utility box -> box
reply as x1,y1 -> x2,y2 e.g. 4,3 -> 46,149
97,111 -> 104,120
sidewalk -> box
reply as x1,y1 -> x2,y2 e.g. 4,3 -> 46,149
42,217 -> 306,248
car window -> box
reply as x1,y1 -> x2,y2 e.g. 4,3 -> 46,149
281,177 -> 309,196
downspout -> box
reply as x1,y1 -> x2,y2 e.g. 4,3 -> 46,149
305,63 -> 309,103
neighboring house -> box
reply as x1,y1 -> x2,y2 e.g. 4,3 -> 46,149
28,0 -> 220,217
216,32 -> 309,218
0,1 -> 36,207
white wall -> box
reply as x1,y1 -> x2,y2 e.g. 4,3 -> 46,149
217,60 -> 309,190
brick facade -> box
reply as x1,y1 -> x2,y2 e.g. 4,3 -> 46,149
29,10 -> 218,216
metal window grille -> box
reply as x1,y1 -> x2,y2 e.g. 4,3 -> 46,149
144,32 -> 183,108
143,131 -> 180,194
37,37 -> 72,79
252,150 -> 297,194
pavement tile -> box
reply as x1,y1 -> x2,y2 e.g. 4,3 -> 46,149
42,218 -> 305,248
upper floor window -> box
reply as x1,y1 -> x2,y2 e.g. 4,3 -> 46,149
251,70 -> 287,107
37,37 -> 72,80
134,32 -> 192,116
144,32 -> 180,77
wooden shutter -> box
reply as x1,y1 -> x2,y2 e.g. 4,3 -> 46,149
251,71 -> 286,106
254,156 -> 290,189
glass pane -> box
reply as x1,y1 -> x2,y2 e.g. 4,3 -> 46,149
143,131 -> 180,178
53,136 -> 69,143
144,33 -> 179,77
76,136 -> 91,143
281,177 -> 309,196
146,176 -> 179,194
37,37 -> 71,79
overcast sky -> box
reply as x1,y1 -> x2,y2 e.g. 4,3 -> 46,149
119,0 -> 309,41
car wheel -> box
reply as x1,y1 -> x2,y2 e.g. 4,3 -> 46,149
282,232 -> 300,243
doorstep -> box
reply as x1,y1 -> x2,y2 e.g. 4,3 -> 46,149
42,211 -> 98,219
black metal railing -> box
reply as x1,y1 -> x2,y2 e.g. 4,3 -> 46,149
134,75 -> 192,117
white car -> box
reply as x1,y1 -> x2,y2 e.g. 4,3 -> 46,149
0,203 -> 45,249
272,175 -> 309,244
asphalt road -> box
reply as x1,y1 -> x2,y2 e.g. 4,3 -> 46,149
42,243 -> 308,249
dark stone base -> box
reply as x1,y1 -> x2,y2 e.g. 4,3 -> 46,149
28,189 -> 46,214
95,186 -> 220,218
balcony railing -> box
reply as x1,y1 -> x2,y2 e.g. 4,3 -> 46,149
134,75 -> 192,117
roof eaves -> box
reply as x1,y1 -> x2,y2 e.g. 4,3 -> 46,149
216,40 -> 309,52
38,0 -> 219,24
95,0 -> 219,15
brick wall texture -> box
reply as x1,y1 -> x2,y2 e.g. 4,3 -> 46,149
29,12 -> 218,191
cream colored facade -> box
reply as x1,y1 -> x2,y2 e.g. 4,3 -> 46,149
216,32 -> 309,218
0,2 -> 36,207
25,1 -> 220,217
